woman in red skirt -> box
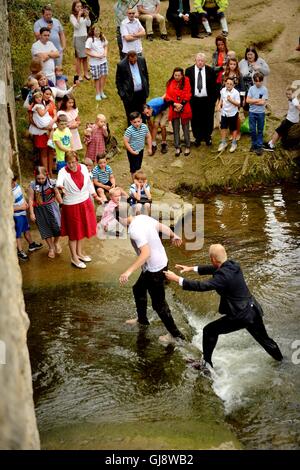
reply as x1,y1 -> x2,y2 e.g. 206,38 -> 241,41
56,151 -> 102,268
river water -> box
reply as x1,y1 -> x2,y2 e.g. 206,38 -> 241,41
24,184 -> 300,449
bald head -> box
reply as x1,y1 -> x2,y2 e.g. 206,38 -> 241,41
209,244 -> 227,266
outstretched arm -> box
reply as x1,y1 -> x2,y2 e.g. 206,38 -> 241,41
157,222 -> 182,247
119,244 -> 150,285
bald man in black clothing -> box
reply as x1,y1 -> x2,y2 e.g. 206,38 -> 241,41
165,244 -> 283,369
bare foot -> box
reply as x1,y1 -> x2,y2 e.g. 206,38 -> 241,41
54,244 -> 62,254
48,249 -> 55,259
125,318 -> 138,325
158,333 -> 175,344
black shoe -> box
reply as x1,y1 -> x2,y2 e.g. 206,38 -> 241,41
160,34 -> 169,41
263,142 -> 275,152
191,34 -> 202,39
151,144 -> 157,155
28,242 -> 43,252
194,139 -> 201,147
255,148 -> 263,156
176,36 -> 182,41
205,138 -> 212,146
222,31 -> 228,37
249,146 -> 256,152
18,250 -> 29,261
147,34 -> 154,41
175,148 -> 182,157
161,142 -> 168,154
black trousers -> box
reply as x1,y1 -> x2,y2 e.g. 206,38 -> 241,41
166,13 -> 199,37
84,0 -> 100,24
132,267 -> 185,339
202,313 -> 283,367
190,96 -> 215,142
123,90 -> 147,124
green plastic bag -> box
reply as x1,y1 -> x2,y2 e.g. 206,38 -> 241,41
240,116 -> 250,134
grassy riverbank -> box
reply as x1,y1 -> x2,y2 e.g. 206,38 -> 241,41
10,0 -> 300,193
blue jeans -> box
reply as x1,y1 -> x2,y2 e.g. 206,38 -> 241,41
249,112 -> 265,149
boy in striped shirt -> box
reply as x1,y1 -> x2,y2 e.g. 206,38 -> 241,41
124,111 -> 152,180
92,154 -> 127,203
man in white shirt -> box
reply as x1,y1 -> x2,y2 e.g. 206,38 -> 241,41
119,214 -> 185,342
31,27 -> 60,84
137,0 -> 169,41
33,4 -> 66,65
120,8 -> 146,55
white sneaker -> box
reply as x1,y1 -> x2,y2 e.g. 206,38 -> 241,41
218,142 -> 227,152
100,92 -> 107,99
95,94 -> 102,101
229,142 -> 237,153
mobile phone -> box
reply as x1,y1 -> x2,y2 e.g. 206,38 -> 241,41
73,75 -> 79,84
259,94 -> 263,99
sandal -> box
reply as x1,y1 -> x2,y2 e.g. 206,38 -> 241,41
54,244 -> 62,254
84,75 -> 91,80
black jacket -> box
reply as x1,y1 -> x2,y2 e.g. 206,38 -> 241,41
185,64 -> 216,101
182,260 -> 263,323
115,56 -> 149,103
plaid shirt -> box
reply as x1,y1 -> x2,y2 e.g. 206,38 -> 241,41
114,0 -> 139,27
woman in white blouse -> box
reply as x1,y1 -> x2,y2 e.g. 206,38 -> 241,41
70,1 -> 92,81
56,151 -> 102,269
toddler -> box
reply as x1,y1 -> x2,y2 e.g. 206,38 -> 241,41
97,187 -> 125,238
55,65 -> 68,91
128,170 -> 152,215
85,114 -> 109,162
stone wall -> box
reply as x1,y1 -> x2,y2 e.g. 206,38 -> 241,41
0,0 -> 40,450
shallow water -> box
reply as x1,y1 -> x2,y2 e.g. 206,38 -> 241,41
24,184 -> 300,449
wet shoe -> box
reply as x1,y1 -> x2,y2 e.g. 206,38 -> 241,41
218,142 -> 227,152
263,142 -> 275,152
161,142 -> 168,154
28,242 -> 43,252
71,259 -> 86,269
229,142 -> 237,153
18,250 -> 29,261
78,255 -> 92,262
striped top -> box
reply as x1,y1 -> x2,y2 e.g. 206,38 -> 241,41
124,124 -> 149,152
12,183 -> 26,217
92,164 -> 113,184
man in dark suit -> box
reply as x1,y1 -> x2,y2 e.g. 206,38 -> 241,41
164,244 -> 283,369
166,0 -> 200,39
116,50 -> 149,124
185,52 -> 217,146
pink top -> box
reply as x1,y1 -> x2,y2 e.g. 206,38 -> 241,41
85,124 -> 106,162
100,200 -> 118,227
